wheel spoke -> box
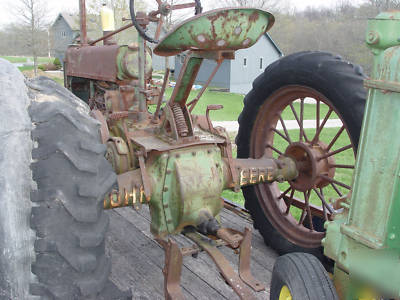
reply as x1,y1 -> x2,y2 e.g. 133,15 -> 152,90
271,127 -> 291,143
304,190 -> 314,231
318,144 -> 352,161
172,2 -> 196,10
300,98 -> 304,142
298,208 -> 307,225
289,103 -> 309,142
278,115 -> 292,143
319,175 -> 351,190
266,144 -> 284,156
316,100 -> 320,131
285,189 -> 295,215
311,107 -> 333,144
331,182 -> 343,197
329,164 -> 354,169
278,187 -> 292,199
313,188 -> 334,215
154,15 -> 164,40
326,126 -> 345,152
298,190 -> 311,226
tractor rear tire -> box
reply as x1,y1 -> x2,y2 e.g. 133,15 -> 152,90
236,51 -> 366,262
0,59 -> 131,299
270,252 -> 338,300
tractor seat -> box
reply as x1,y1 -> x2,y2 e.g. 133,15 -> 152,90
153,8 -> 274,57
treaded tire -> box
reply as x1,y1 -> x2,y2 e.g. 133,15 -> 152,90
0,59 -> 131,299
270,252 -> 338,300
236,51 -> 366,261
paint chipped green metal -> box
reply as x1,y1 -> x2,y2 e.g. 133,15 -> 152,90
323,11 -> 400,299
148,145 -> 225,237
154,8 -> 274,56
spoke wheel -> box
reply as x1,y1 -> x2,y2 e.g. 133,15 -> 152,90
237,51 -> 366,259
252,85 -> 355,248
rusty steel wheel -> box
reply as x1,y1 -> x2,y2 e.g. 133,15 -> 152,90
237,51 -> 366,259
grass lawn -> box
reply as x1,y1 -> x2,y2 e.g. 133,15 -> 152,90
222,127 -> 355,215
18,66 -> 34,72
1,56 -> 54,64
159,86 -> 339,121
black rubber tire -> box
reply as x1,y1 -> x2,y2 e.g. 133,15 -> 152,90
236,51 -> 366,261
0,59 -> 131,299
270,252 -> 338,300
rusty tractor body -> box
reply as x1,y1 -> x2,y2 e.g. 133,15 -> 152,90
63,1 -> 299,298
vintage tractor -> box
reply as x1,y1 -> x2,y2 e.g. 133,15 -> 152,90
0,0 -> 371,299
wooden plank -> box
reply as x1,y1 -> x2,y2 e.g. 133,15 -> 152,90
107,206 -> 277,299
114,208 -> 235,299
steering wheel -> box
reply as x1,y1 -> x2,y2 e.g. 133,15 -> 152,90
130,0 -> 202,44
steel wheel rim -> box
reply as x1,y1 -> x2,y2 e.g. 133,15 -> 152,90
250,85 -> 356,248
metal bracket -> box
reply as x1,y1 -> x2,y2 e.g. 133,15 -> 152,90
137,150 -> 152,201
239,228 -> 265,292
184,230 -> 257,300
157,239 -> 185,300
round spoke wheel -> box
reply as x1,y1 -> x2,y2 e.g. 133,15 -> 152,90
237,51 -> 366,259
252,86 -> 355,248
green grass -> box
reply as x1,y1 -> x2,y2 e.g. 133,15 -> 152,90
222,127 -> 355,214
1,56 -> 54,64
151,87 -> 339,122
18,66 -> 34,72
1,56 -> 28,63
51,77 -> 64,85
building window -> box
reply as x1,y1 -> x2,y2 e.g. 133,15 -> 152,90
180,55 -> 185,64
260,57 -> 263,70
243,58 -> 247,67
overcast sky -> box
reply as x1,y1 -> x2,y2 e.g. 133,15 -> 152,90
0,0 -> 364,28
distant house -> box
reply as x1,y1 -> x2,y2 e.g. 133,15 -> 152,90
50,13 -> 101,63
174,33 -> 283,94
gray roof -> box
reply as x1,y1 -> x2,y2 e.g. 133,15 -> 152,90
265,33 -> 283,57
52,12 -> 100,32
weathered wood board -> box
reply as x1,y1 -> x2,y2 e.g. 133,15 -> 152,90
107,205 -> 277,299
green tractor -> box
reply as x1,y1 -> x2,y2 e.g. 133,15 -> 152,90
4,0 -> 397,299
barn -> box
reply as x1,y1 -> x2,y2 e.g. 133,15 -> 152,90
174,33 -> 283,94
50,13 -> 101,63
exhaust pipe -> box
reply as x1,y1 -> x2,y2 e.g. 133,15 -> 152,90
79,0 -> 88,45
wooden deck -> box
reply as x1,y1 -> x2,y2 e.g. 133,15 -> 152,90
106,205 -> 277,299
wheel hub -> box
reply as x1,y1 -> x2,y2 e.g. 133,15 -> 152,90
285,141 -> 335,192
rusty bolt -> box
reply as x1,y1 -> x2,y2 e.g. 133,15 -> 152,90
166,169 -> 172,175
366,31 -> 380,45
217,39 -> 226,47
163,187 -> 169,192
234,26 -> 242,35
242,38 -> 251,46
192,152 -> 196,156
197,34 -> 206,43
276,175 -> 285,183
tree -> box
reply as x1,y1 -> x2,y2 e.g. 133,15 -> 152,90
15,0 -> 49,76
211,0 -> 290,13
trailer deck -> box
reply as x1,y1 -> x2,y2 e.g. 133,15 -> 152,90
107,204 -> 277,299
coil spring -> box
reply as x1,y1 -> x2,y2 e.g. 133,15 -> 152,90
172,103 -> 189,137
